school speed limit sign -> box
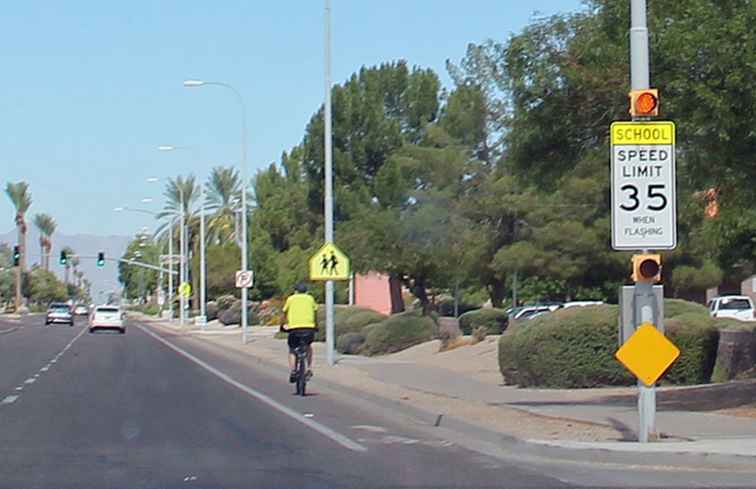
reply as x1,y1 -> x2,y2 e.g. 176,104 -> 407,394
610,121 -> 677,250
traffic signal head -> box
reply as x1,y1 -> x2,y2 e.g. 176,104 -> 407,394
629,89 -> 659,117
632,254 -> 662,283
59,250 -> 68,266
97,252 -> 105,267
12,245 -> 20,267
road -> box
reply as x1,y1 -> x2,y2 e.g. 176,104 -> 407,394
0,314 -> 573,489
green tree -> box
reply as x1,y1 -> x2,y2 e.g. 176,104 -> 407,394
28,268 -> 68,305
118,236 -> 160,302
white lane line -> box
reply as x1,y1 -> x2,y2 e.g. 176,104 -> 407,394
24,378 -> 36,384
138,325 -> 367,453
1,395 -> 19,405
15,386 -> 23,391
40,366 -> 49,372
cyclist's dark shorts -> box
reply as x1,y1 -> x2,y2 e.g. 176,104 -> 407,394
287,328 -> 315,353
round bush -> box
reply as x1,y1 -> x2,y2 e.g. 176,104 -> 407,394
499,304 -> 723,388
336,332 -> 366,354
459,309 -> 509,335
313,306 -> 386,341
499,306 -> 634,388
664,313 -> 719,385
664,299 -> 709,318
361,311 -> 437,356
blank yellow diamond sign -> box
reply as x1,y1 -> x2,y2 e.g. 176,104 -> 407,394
615,323 -> 680,386
309,242 -> 350,281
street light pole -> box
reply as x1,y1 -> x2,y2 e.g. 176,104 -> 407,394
184,79 -> 249,343
179,184 -> 186,326
323,0 -> 336,366
199,190 -> 207,327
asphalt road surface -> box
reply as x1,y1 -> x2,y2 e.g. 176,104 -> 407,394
3,314 -> 755,489
0,314 -> 573,489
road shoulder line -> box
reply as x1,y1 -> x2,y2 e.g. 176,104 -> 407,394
137,324 -> 367,453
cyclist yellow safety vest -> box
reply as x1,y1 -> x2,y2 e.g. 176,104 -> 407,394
283,293 -> 317,329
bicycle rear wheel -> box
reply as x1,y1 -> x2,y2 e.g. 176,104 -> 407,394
296,353 -> 307,396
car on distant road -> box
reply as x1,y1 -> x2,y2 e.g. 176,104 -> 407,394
45,303 -> 74,326
89,305 -> 126,334
513,305 -> 556,321
708,296 -> 756,321
562,301 -> 604,309
73,304 -> 89,316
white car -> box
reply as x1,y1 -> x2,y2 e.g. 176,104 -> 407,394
513,306 -> 555,321
562,301 -> 604,309
708,296 -> 756,322
89,305 -> 126,334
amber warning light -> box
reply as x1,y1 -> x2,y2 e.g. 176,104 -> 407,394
629,89 -> 659,117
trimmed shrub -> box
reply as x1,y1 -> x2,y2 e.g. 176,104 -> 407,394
498,306 -> 634,388
664,299 -> 709,318
459,309 -> 509,335
664,313 -> 720,385
361,311 -> 437,356
314,306 -> 386,341
499,303 -> 725,388
336,332 -> 367,354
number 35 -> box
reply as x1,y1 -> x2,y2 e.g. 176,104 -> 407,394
620,184 -> 667,211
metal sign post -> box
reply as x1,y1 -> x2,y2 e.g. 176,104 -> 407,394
323,0 -> 336,366
611,0 -> 679,443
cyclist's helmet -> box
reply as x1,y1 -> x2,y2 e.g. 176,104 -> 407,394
294,283 -> 308,293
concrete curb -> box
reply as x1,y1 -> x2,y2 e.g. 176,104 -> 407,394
142,320 -> 756,471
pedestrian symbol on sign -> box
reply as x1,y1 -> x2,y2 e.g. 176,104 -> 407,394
309,243 -> 350,281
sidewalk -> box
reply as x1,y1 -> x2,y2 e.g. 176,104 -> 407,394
143,317 -> 756,460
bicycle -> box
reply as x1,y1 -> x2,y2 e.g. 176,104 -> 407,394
292,343 -> 309,396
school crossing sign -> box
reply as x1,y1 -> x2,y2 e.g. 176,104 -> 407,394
611,121 -> 677,250
309,242 -> 350,281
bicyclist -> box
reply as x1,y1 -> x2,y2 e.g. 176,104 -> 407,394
281,283 -> 318,383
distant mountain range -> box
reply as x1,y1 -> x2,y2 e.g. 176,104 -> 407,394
0,228 -> 131,302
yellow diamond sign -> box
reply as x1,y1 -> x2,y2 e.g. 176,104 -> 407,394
178,282 -> 192,299
615,323 -> 680,386
309,242 -> 350,281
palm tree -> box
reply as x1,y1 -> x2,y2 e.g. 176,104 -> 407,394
71,254 -> 81,287
5,182 -> 32,272
33,213 -> 56,271
205,166 -> 242,244
61,246 -> 75,285
155,176 -> 200,309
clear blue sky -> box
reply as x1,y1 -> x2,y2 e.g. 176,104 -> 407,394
1,0 -> 584,237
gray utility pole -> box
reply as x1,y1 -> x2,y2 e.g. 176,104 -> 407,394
179,188 -> 186,327
200,192 -> 207,327
630,0 -> 656,443
168,221 -> 174,321
324,0 -> 336,366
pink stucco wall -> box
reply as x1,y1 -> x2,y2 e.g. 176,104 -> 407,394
354,272 -> 392,315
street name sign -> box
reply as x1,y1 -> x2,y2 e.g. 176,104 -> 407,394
235,270 -> 254,288
611,121 -> 676,250
615,322 -> 680,386
309,242 -> 350,281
